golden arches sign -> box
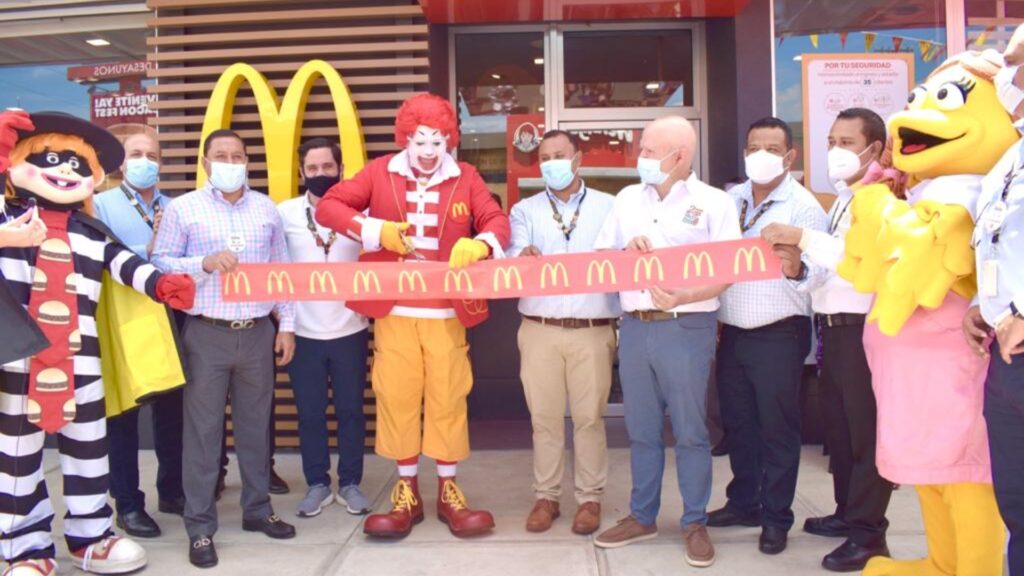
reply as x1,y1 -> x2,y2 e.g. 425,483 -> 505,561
200,60 -> 368,203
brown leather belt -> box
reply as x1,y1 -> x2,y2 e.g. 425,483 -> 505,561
627,310 -> 689,322
523,315 -> 614,329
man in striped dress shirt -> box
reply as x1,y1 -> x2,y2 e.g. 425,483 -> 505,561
0,110 -> 195,576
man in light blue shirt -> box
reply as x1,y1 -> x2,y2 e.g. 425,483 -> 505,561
964,30 -> 1024,575
92,126 -> 184,540
709,117 -> 828,557
508,130 -> 619,537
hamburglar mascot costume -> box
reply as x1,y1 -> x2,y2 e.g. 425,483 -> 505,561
317,93 -> 510,538
0,109 -> 196,576
839,50 -> 1017,575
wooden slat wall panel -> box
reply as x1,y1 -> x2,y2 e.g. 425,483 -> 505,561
148,0 -> 428,448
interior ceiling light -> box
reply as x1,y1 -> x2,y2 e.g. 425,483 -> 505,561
86,38 -> 110,46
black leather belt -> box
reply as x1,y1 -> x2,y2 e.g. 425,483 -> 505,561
627,310 -> 690,322
815,313 -> 866,328
523,315 -> 614,329
196,315 -> 267,330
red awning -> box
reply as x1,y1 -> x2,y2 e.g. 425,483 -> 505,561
418,0 -> 751,24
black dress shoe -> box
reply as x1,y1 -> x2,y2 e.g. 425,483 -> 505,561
116,510 -> 161,538
268,468 -> 290,495
158,496 -> 186,516
243,514 -> 296,539
189,535 -> 218,569
823,539 -> 890,572
804,514 -> 850,538
707,506 -> 762,528
759,526 -> 788,555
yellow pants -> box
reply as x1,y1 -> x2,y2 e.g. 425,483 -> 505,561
864,483 -> 1005,576
371,315 -> 473,462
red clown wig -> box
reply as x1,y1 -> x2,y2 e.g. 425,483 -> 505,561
394,93 -> 460,150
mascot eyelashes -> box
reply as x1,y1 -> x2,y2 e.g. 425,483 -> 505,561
0,109 -> 195,576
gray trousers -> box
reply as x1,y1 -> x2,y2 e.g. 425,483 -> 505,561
181,316 -> 275,538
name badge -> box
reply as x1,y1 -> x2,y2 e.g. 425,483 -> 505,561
227,233 -> 246,253
982,260 -> 999,298
985,200 -> 1009,233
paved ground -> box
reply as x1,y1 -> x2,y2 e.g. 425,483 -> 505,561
34,430 -> 939,576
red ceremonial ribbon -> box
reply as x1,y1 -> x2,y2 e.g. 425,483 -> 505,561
221,238 -> 782,303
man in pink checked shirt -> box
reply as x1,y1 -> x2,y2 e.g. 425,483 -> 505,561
150,129 -> 296,570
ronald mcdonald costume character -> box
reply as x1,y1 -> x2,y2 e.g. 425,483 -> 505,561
0,109 -> 196,576
839,51 -> 1018,576
317,94 -> 510,538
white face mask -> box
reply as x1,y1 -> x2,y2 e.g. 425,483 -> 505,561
208,161 -> 247,193
636,149 -> 679,186
744,150 -> 786,185
996,64 -> 1024,117
827,145 -> 871,184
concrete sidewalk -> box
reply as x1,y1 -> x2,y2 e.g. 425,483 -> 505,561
33,441 -> 934,576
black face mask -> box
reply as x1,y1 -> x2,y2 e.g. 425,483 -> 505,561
25,149 -> 94,178
305,174 -> 340,198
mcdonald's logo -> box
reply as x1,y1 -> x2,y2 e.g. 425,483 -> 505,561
309,270 -> 337,295
586,259 -> 617,286
451,202 -> 469,220
223,271 -> 252,296
633,256 -> 665,283
398,270 -> 428,294
734,246 -> 767,274
267,271 -> 295,295
540,262 -> 570,289
492,265 -> 523,291
201,60 -> 368,203
444,269 -> 474,293
683,252 -> 715,279
352,270 -> 382,294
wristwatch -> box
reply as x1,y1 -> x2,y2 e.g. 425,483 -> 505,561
790,262 -> 808,282
1011,301 -> 1024,320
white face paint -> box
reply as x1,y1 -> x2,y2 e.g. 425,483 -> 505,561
406,125 -> 448,175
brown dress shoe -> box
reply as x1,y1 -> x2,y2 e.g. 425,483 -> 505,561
526,499 -> 560,532
363,477 -> 423,538
572,502 -> 601,535
593,515 -> 658,549
682,524 -> 715,567
437,477 -> 495,537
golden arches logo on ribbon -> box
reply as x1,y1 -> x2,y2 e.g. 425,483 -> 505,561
540,262 -> 570,289
444,269 -> 474,293
683,252 -> 715,279
267,271 -> 295,295
352,270 -> 381,295
492,265 -> 523,291
309,270 -> 337,295
200,60 -> 368,203
398,270 -> 428,294
734,246 -> 766,274
633,256 -> 665,283
223,271 -> 252,296
586,259 -> 617,286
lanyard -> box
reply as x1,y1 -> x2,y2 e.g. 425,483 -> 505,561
989,161 -> 1020,247
547,187 -> 587,241
740,199 -> 775,233
829,197 -> 852,235
305,206 -> 337,258
120,184 -> 160,229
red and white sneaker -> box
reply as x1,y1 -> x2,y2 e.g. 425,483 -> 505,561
70,536 -> 147,574
1,559 -> 57,576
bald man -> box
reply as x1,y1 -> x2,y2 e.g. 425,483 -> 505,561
593,117 -> 741,568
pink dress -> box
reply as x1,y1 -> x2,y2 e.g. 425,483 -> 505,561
862,293 -> 992,485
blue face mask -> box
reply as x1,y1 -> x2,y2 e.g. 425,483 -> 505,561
123,157 -> 159,190
540,158 -> 577,191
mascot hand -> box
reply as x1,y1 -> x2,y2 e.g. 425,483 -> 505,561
449,238 -> 490,269
156,274 -> 196,310
380,221 -> 412,255
0,110 -> 33,174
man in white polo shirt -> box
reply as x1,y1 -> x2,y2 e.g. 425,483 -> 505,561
592,116 -> 741,568
277,138 -> 371,519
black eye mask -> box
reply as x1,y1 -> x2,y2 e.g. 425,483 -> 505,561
24,149 -> 93,178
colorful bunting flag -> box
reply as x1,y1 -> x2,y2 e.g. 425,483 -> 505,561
810,34 -> 819,49
840,32 -> 848,48
893,36 -> 903,52
976,25 -> 996,46
865,33 -> 876,52
919,40 -> 932,58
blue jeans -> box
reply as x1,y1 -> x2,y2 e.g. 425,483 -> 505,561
287,330 -> 369,488
618,312 -> 717,528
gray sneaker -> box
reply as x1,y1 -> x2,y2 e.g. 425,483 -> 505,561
296,484 -> 333,518
336,484 -> 371,515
